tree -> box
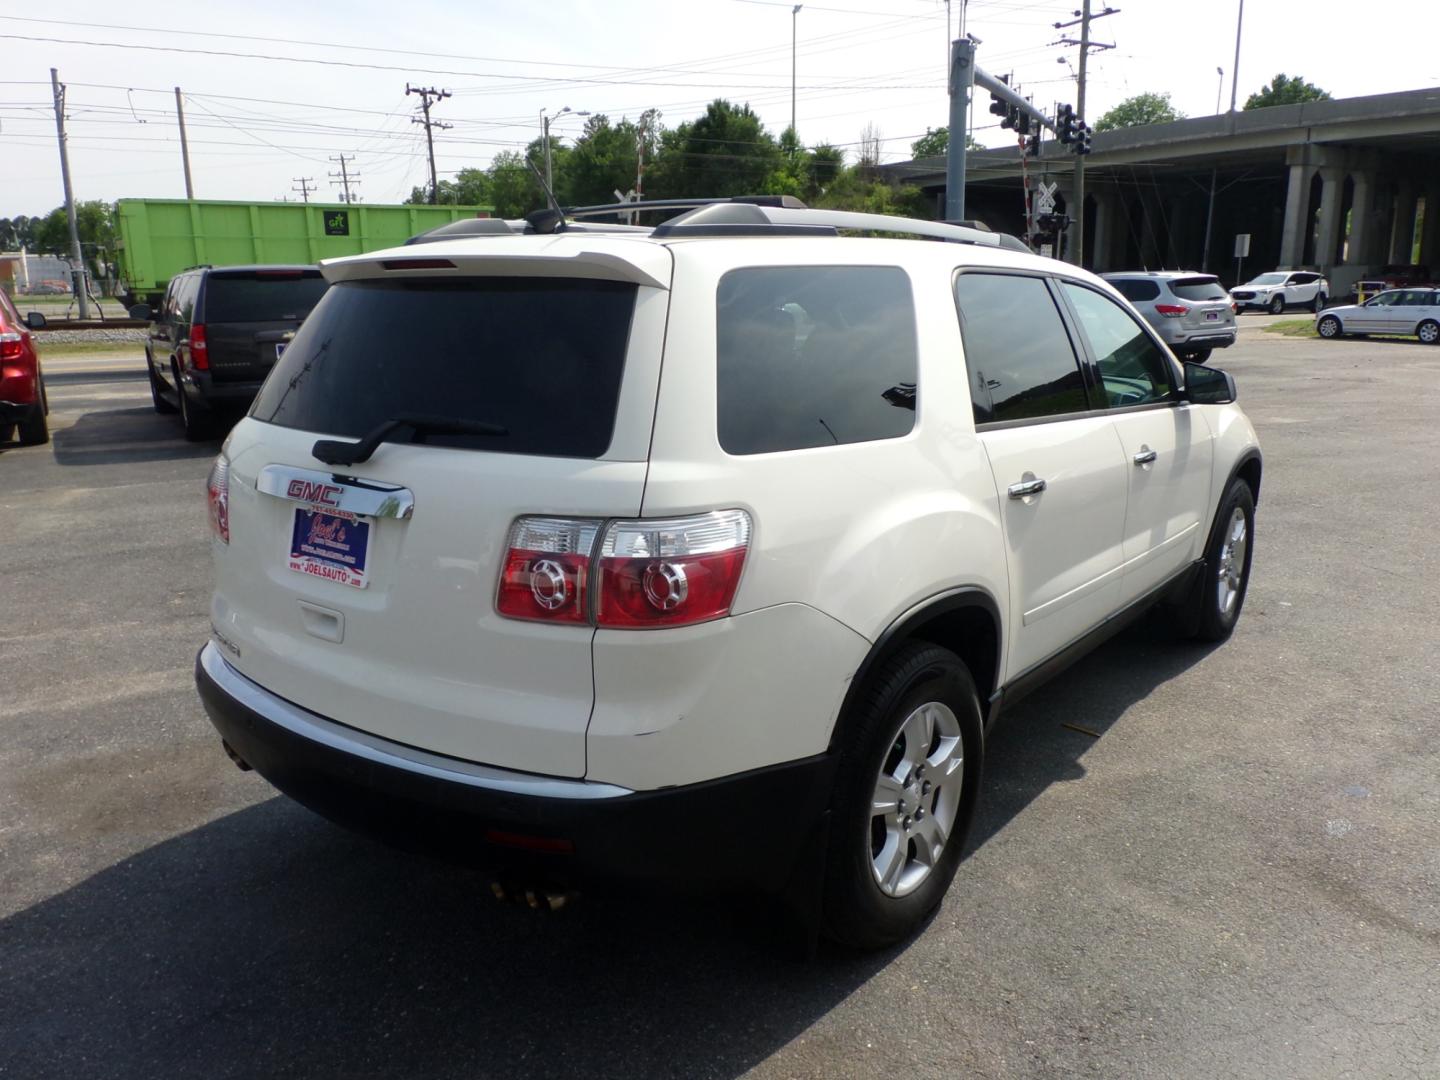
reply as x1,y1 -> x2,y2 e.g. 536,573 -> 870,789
646,100 -> 780,199
1094,92 -> 1184,132
1244,74 -> 1331,110
566,113 -> 656,207
32,201 -> 116,258
857,122 -> 884,174
908,127 -> 981,159
407,167 -> 492,207
486,151 -> 538,218
806,144 -> 845,197
0,215 -> 42,250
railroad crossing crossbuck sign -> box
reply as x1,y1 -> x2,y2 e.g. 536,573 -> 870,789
1034,182 -> 1058,216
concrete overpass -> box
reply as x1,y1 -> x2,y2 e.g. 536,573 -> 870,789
886,87 -> 1440,295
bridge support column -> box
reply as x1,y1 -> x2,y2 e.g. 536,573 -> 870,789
1419,185 -> 1440,268
1279,162 -> 1312,268
1314,167 -> 1345,273
1092,189 -> 1120,272
1346,171 -> 1378,268
1390,181 -> 1418,263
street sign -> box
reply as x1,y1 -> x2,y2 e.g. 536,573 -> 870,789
1234,233 -> 1251,258
1035,182 -> 1058,216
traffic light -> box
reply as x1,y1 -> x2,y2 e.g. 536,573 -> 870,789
1025,131 -> 1040,157
989,74 -> 1012,120
1074,121 -> 1092,156
1055,103 -> 1076,145
1016,109 -> 1031,136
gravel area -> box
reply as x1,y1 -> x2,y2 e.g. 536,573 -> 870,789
35,327 -> 147,345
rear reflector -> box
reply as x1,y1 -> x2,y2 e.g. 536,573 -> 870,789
483,829 -> 575,854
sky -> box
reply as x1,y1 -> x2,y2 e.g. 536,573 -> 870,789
3,0 -> 1438,216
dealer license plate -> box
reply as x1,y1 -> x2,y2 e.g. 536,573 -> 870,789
288,507 -> 371,589
1205,310 -> 1220,321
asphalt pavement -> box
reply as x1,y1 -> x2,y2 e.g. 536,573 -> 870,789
2,327 -> 1437,1079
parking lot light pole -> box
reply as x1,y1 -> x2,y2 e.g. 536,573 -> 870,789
792,5 -> 802,137
541,106 -> 589,195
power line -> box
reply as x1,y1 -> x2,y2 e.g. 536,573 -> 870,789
328,154 -> 360,203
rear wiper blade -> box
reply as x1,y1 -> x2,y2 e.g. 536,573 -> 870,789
312,413 -> 509,466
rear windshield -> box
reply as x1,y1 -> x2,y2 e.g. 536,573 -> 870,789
250,277 -> 637,458
203,272 -> 329,323
1168,276 -> 1228,301
1110,279 -> 1160,302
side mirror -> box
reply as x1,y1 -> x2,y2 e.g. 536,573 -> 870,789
1185,362 -> 1236,405
128,303 -> 153,321
24,311 -> 47,330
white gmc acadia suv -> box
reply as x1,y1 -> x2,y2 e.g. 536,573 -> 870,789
195,198 -> 1261,949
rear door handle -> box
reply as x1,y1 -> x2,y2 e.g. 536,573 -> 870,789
1133,448 -> 1158,466
1007,478 -> 1047,499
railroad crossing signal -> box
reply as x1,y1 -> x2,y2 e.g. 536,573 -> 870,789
1034,181 -> 1058,216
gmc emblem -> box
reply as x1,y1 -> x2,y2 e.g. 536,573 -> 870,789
287,479 -> 343,507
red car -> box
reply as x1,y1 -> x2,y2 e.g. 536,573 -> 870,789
0,290 -> 49,446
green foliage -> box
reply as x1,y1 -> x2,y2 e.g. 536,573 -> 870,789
30,201 -> 117,258
566,112 -> 658,207
0,215 -> 42,250
645,100 -> 781,199
811,170 -> 932,218
1244,74 -> 1331,110
487,152 -> 539,218
908,127 -> 981,159
410,167 -> 492,207
1093,92 -> 1184,132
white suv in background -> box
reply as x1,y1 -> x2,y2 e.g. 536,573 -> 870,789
195,198 -> 1262,948
1230,270 -> 1328,314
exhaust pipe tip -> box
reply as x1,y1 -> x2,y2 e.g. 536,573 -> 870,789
221,739 -> 252,771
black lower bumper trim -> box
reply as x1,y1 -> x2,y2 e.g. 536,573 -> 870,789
194,646 -> 834,889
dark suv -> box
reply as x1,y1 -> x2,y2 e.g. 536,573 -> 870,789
140,266 -> 328,439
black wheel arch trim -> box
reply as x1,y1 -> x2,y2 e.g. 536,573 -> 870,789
829,586 -> 1004,752
1220,447 -> 1263,515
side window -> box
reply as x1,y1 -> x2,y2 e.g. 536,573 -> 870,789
716,266 -> 918,456
177,275 -> 199,326
954,272 -> 1090,425
1060,282 -> 1176,408
159,280 -> 178,323
1112,279 -> 1160,302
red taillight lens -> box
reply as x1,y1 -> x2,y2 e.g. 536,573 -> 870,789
206,454 -> 229,544
496,518 -> 600,624
0,332 -> 23,361
596,511 -> 751,629
190,324 -> 209,370
1155,304 -> 1189,317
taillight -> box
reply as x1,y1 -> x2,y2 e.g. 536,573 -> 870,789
206,454 -> 229,544
596,510 -> 751,629
190,324 -> 209,370
1155,304 -> 1189,317
495,510 -> 752,629
496,517 -> 600,624
0,332 -> 22,361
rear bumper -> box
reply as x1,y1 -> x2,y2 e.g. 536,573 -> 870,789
182,371 -> 265,411
194,641 -> 833,889
1171,330 -> 1236,349
0,399 -> 40,423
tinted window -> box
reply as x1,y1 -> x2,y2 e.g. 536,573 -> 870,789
251,277 -> 637,458
1397,289 -> 1432,306
1168,276 -> 1228,301
716,266 -> 917,455
1110,279 -> 1161,302
1062,282 -> 1174,408
955,272 -> 1088,425
175,274 -> 199,325
203,272 -> 329,323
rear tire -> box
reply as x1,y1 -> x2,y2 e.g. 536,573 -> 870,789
1313,293 -> 1327,313
1269,295 -> 1285,314
17,377 -> 49,447
1418,320 -> 1439,345
1317,315 -> 1342,339
149,353 -> 177,414
821,642 -> 984,950
175,365 -> 211,441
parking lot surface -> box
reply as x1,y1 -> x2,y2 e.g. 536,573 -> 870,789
2,328 -> 1438,1079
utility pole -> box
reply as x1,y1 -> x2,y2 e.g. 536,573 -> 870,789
1054,4 -> 1118,265
1229,0 -> 1245,115
945,37 -> 975,221
791,5 -> 802,137
49,68 -> 88,319
540,106 -> 588,195
407,83 -> 451,205
328,155 -> 360,203
174,87 -> 195,199
291,177 -> 315,203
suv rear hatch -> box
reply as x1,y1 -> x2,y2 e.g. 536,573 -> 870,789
211,241 -> 671,777
200,268 -> 329,383
1167,276 -> 1234,333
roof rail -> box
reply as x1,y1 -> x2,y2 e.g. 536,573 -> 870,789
564,195 -> 807,220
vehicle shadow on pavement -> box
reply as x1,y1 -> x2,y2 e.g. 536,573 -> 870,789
0,797 -> 892,1080
968,618 -> 1221,853
50,407 -> 221,466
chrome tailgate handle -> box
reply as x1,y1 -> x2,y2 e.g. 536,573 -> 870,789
1133,448 -> 1158,466
257,464 -> 415,519
1007,478 -> 1047,499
